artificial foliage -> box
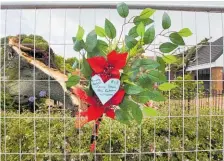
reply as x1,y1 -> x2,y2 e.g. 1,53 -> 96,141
66,2 -> 192,151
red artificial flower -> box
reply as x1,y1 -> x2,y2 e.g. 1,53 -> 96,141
87,50 -> 128,82
72,87 -> 125,127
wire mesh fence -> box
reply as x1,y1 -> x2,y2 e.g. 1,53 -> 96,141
0,2 -> 224,161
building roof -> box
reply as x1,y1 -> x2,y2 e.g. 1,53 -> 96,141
189,37 -> 223,67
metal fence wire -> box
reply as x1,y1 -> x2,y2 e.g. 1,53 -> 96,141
0,2 -> 224,161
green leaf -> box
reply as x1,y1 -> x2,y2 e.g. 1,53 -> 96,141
131,105 -> 143,124
132,90 -> 165,103
125,35 -> 138,49
148,90 -> 166,102
148,70 -> 167,82
119,97 -> 142,124
133,16 -> 154,26
96,40 -> 108,55
143,25 -> 155,44
85,30 -> 97,52
140,8 -> 156,19
87,50 -> 103,58
129,44 -> 138,57
95,26 -> 106,37
136,22 -> 145,37
133,90 -> 166,103
66,75 -> 80,88
128,26 -> 138,38
158,82 -> 176,91
116,2 -> 129,18
156,57 -> 166,73
105,19 -> 116,39
72,37 -> 76,43
132,59 -> 159,70
169,32 -> 185,45
81,57 -> 92,78
129,70 -> 139,82
73,40 -> 84,52
137,74 -> 153,89
132,91 -> 151,103
162,12 -> 171,29
123,79 -> 137,86
76,25 -> 84,40
120,97 -> 137,110
124,84 -> 144,94
159,42 -> 178,53
178,28 -> 192,37
143,107 -> 158,116
162,55 -> 177,64
115,109 -> 131,124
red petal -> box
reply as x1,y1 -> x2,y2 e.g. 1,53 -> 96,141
92,72 -> 109,83
87,106 -> 104,121
100,73 -> 109,83
105,109 -> 115,119
90,143 -> 96,152
71,87 -> 94,105
111,69 -> 120,79
75,105 -> 104,125
71,87 -> 88,101
95,69 -> 120,83
87,57 -> 107,73
110,89 -> 125,105
107,50 -> 128,69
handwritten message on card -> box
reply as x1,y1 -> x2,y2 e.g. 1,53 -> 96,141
91,75 -> 120,105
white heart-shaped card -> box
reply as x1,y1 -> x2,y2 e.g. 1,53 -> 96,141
91,75 -> 120,105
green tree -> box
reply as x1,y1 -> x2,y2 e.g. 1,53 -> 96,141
169,74 -> 204,112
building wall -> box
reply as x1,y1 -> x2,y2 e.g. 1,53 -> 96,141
211,67 -> 223,92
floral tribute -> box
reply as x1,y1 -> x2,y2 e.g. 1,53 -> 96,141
66,2 -> 192,151
73,51 -> 127,123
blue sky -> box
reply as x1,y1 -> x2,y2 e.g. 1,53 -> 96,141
1,5 -> 224,58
